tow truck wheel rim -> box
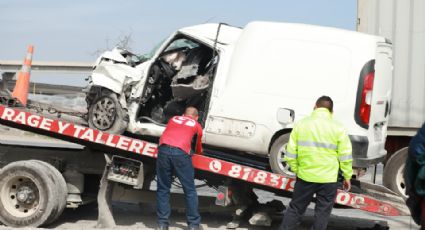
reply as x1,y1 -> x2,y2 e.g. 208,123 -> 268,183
395,162 -> 406,197
92,97 -> 117,130
0,176 -> 39,218
383,147 -> 409,199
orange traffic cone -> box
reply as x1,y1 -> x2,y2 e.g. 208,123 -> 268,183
12,45 -> 34,106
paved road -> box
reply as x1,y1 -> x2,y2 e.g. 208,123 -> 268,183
22,195 -> 418,230
53,166 -> 421,230
3,181 -> 418,230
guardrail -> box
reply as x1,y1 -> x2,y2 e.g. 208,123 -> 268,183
0,60 -> 93,73
2,80 -> 84,95
0,60 -> 89,95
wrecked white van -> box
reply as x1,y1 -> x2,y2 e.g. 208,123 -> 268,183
85,21 -> 392,176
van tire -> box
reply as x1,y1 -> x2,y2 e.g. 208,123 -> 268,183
88,92 -> 128,134
29,160 -> 67,225
0,161 -> 57,227
383,147 -> 408,199
269,134 -> 296,178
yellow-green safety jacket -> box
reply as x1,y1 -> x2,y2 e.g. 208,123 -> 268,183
284,108 -> 353,183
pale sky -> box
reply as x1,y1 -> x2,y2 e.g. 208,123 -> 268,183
1,0 -> 357,62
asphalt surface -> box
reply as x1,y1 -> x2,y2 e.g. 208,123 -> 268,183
20,187 -> 419,230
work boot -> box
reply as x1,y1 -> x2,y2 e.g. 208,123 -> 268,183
156,225 -> 169,230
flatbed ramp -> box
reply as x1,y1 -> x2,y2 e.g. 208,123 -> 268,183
0,104 -> 409,228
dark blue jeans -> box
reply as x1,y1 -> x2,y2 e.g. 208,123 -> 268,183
156,145 -> 201,227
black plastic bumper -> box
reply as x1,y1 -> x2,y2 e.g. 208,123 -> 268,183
349,135 -> 385,168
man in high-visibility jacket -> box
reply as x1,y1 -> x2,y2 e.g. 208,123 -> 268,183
280,96 -> 352,230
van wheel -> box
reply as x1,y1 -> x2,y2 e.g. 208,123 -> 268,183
88,92 -> 128,134
269,134 -> 296,178
29,160 -> 67,225
0,161 -> 57,227
383,147 -> 408,199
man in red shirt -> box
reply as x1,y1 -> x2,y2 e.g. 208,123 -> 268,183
156,107 -> 203,230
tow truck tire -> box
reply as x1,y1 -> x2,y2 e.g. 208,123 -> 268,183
383,147 -> 408,199
269,134 -> 296,178
88,92 -> 128,134
0,161 -> 57,227
29,160 -> 67,225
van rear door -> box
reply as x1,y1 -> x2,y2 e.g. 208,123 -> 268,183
370,42 -> 393,131
354,41 -> 392,162
354,41 -> 392,163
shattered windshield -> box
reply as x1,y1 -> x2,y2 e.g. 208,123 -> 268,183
140,38 -> 166,61
164,38 -> 198,52
139,37 -> 198,62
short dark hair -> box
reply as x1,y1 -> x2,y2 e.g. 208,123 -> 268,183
315,96 -> 333,112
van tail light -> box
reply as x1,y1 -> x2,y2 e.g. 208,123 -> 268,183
359,72 -> 374,124
355,60 -> 375,129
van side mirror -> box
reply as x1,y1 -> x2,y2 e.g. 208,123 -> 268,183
277,108 -> 295,125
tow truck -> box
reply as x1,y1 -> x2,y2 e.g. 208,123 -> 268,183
0,89 -> 409,228
0,43 -> 409,228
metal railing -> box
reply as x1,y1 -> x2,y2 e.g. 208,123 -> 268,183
0,60 -> 93,73
0,60 -> 91,95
